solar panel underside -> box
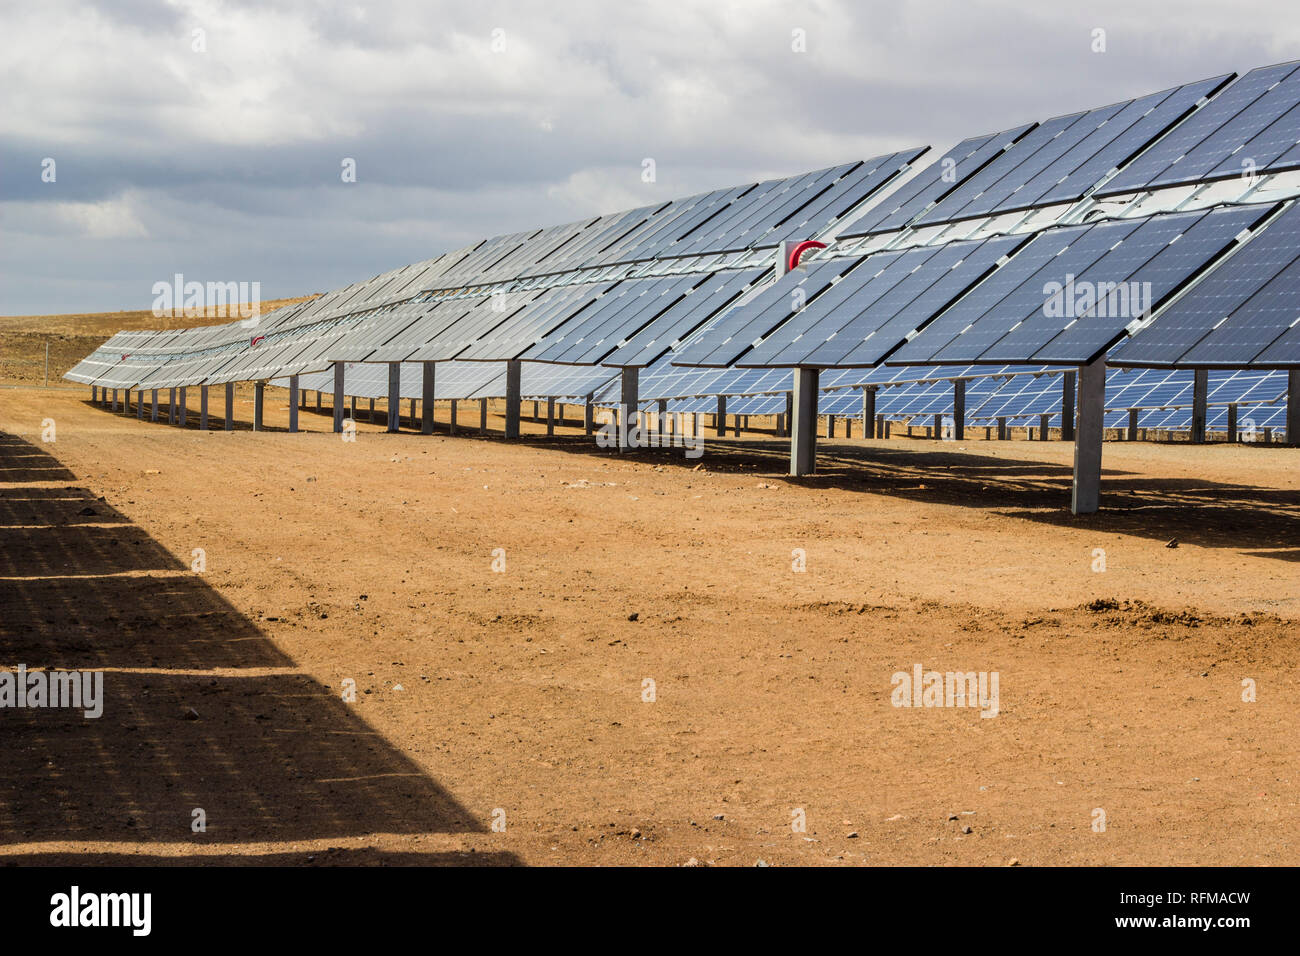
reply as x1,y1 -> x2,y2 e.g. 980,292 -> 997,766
1097,61 -> 1300,196
1112,201 -> 1300,367
279,360 -> 620,402
891,203 -> 1273,366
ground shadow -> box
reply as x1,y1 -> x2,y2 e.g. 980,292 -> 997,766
4,848 -> 518,866
0,434 -> 76,482
0,431 -> 514,860
0,486 -> 129,528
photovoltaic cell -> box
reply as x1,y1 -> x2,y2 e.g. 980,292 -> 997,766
764,149 -> 928,245
912,109 -> 1120,225
522,274 -> 707,365
734,248 -> 932,364
1112,201 -> 1299,366
601,268 -> 767,367
671,262 -> 844,367
734,234 -> 1027,368
1032,203 -> 1271,363
1098,61 -> 1300,196
886,225 -> 1096,365
894,205 -> 1273,367
1023,75 -> 1233,209
920,218 -> 1148,364
839,125 -> 1034,237
995,204 -> 1270,363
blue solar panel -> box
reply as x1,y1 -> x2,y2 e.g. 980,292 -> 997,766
1164,70 -> 1300,186
1178,256 -> 1300,365
603,268 -> 767,368
671,261 -> 844,367
961,216 -> 1187,364
673,164 -> 851,256
737,234 -> 1028,368
623,187 -> 752,260
522,274 -> 705,365
896,206 -> 1274,367
765,150 -> 928,244
1032,204 -> 1271,363
1253,316 -> 1300,366
733,248 -> 925,363
840,125 -> 1034,236
1025,75 -> 1233,209
1112,201 -> 1299,366
1098,61 -> 1300,195
913,109 -> 1122,226
970,372 -> 1066,420
886,223 -> 1101,365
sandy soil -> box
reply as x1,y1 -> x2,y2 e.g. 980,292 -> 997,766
0,384 -> 1296,866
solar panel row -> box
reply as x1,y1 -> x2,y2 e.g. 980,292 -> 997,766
66,60 -> 1300,416
1098,61 -> 1300,196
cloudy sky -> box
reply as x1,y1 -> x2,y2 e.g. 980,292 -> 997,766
3,0 -> 1298,315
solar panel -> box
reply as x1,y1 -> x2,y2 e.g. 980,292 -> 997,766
522,274 -> 707,365
895,205 -> 1273,367
993,204 -> 1270,363
969,371 -> 1066,420
612,187 -> 751,261
764,150 -> 928,244
733,249 -> 919,363
672,165 -> 852,256
922,217 -> 1150,364
886,224 -> 1097,365
1022,76 -> 1234,209
734,234 -> 1027,368
1111,201 -> 1300,366
437,284 -> 614,362
912,109 -> 1123,226
1030,204 -> 1272,363
1098,61 -> 1300,196
601,268 -> 767,368
839,125 -> 1034,237
671,262 -> 843,367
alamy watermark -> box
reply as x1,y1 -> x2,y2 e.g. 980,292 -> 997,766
152,273 -> 261,325
0,664 -> 103,719
594,403 -> 703,458
891,663 -> 999,718
50,886 -> 150,936
1043,275 -> 1152,320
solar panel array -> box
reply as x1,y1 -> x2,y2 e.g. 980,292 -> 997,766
909,75 -> 1230,225
67,154 -> 923,393
68,60 -> 1300,437
966,366 -> 1289,429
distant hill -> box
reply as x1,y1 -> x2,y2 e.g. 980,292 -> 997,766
0,295 -> 319,386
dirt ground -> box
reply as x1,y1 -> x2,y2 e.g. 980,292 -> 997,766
0,383 -> 1296,866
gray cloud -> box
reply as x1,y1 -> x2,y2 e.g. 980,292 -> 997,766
2,0 -> 1297,314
